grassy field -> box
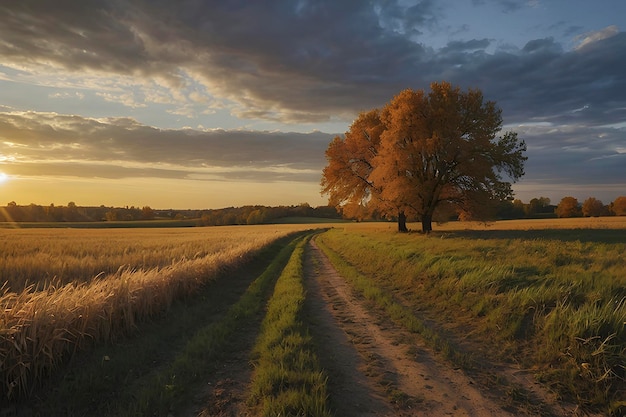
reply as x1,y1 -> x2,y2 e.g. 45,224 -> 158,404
248,233 -> 331,417
318,217 -> 626,414
2,217 -> 625,414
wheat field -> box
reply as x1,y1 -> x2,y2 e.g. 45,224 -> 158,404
0,224 -> 317,400
2,218 -> 625,404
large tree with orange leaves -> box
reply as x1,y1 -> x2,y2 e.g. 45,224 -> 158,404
321,82 -> 527,233
320,109 -> 392,222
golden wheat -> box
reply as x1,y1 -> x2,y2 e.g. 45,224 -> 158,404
0,224 -> 316,400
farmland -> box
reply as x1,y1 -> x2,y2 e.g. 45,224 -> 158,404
2,218 -> 626,416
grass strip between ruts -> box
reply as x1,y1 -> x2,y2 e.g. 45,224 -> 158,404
110,233 -> 305,416
248,233 -> 331,417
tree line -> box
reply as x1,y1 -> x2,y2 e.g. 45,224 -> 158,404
2,196 -> 623,226
496,196 -> 626,219
0,202 -> 340,225
1,201 -> 157,223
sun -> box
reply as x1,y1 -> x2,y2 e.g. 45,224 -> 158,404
0,172 -> 8,184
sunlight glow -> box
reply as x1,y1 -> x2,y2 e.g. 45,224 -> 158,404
0,172 -> 8,184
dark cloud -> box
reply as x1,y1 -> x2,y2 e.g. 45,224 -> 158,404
0,111 -> 332,182
1,1 -> 624,128
442,38 -> 491,53
448,33 -> 626,129
520,125 -> 626,186
0,1 -> 624,202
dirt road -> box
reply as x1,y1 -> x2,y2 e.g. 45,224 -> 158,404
194,238 -> 583,417
304,239 -> 522,417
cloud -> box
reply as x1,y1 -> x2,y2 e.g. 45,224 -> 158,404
96,92 -> 147,108
0,111 -> 332,183
513,122 -> 626,191
442,38 -> 491,53
1,110 -> 624,204
49,92 -> 85,100
575,25 -> 619,50
0,1 -> 420,123
1,1 -> 624,131
0,1 -> 624,205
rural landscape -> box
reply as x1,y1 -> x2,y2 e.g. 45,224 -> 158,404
2,1 -> 626,416
2,63 -> 626,417
0,217 -> 625,416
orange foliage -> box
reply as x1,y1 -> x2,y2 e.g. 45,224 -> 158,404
321,82 -> 526,233
612,196 -> 626,216
556,196 -> 581,218
321,109 -> 386,216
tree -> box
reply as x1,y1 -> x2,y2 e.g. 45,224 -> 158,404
321,109 -> 408,227
555,196 -> 581,218
322,83 -> 526,233
611,196 -> 626,216
370,82 -> 526,232
581,197 -> 604,217
105,210 -> 118,221
527,197 -> 551,217
496,198 -> 525,219
141,206 -> 155,220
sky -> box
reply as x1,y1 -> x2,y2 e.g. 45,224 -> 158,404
0,0 -> 625,209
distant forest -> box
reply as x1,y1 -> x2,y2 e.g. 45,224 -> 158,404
1,195 -> 625,225
0,201 -> 341,225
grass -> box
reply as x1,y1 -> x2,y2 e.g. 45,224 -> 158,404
0,224 -> 315,291
0,224 -> 320,402
119,233 -> 306,416
268,216 -> 349,224
3,217 -> 625,414
248,232 -> 331,417
314,236 -> 471,368
317,220 -> 626,414
22,232 -> 305,415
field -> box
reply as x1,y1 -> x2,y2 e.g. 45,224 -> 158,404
1,218 -> 625,416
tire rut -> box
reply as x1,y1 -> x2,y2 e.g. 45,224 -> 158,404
304,239 -> 517,417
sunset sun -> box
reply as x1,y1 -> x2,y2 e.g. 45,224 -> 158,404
0,172 -> 8,184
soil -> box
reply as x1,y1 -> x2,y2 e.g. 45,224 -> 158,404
303,239 -> 512,417
189,238 -> 594,417
11,235 -> 599,417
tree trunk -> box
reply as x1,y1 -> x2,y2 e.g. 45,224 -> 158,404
398,211 -> 408,233
421,214 -> 432,234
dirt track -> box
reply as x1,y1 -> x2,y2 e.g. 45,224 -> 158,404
193,238 -> 586,417
304,239 -> 521,417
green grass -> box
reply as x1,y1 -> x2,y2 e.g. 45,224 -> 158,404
316,227 -> 626,415
121,234 -> 305,416
314,236 -> 471,368
248,233 -> 331,417
24,233 -> 304,416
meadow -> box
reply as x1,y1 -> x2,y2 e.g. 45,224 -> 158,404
1,217 -> 625,415
317,217 -> 626,413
